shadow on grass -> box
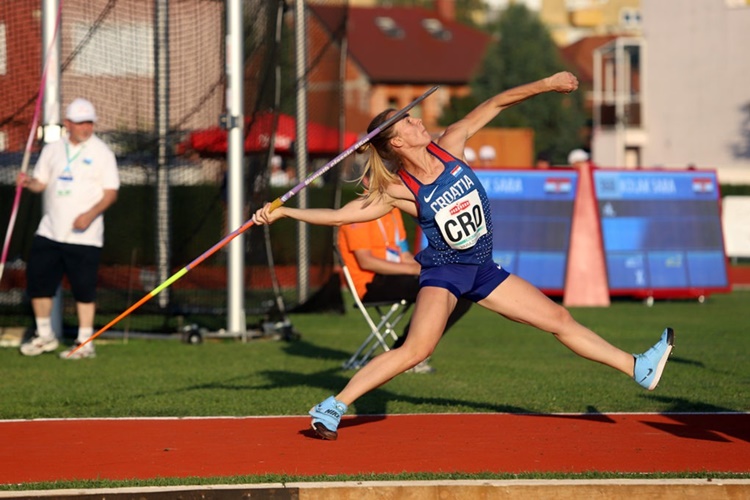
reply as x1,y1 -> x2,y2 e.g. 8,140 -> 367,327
668,355 -> 705,368
280,338 -> 352,361
640,391 -> 745,414
256,368 -> 531,416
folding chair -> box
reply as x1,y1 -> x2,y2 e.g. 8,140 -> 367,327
335,246 -> 413,370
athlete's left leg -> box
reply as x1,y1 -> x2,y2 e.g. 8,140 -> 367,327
477,274 -> 635,376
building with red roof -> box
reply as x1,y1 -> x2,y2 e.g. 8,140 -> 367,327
307,1 -> 491,134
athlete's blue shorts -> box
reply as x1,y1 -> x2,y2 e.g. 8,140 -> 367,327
419,261 -> 511,302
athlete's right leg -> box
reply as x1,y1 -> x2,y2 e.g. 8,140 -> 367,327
395,296 -> 472,348
310,286 -> 454,439
335,286 -> 455,405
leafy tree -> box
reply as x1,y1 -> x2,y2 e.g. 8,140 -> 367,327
244,1 -> 296,116
441,4 -> 586,164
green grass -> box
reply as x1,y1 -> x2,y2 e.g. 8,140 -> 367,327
1,291 -> 748,419
1,290 -> 748,489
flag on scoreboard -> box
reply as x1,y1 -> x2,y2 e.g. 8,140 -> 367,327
692,178 -> 714,193
544,177 -> 573,193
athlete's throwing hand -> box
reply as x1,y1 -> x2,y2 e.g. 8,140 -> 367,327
252,203 -> 285,226
546,71 -> 579,94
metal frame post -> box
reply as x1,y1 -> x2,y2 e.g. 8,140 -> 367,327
226,0 -> 246,338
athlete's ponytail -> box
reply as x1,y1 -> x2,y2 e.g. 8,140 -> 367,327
357,109 -> 401,204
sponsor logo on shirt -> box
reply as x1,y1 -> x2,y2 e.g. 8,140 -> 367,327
423,186 -> 439,203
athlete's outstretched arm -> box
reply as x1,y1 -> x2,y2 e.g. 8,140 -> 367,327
252,195 -> 394,228
438,72 -> 578,155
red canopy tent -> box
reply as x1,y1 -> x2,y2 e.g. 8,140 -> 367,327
178,112 -> 359,157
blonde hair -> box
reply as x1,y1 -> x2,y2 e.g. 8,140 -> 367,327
356,108 -> 402,204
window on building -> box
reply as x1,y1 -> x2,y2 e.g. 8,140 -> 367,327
620,8 -> 642,29
71,22 -> 154,76
0,23 -> 6,75
375,17 -> 404,39
421,18 -> 451,41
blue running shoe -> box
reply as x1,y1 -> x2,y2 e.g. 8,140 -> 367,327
309,396 -> 347,440
633,328 -> 675,390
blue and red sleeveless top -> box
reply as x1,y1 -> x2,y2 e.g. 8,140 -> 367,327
397,142 -> 493,268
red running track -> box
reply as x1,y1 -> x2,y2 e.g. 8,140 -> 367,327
1,413 -> 748,484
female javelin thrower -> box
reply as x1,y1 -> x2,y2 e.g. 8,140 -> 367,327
252,71 -> 674,441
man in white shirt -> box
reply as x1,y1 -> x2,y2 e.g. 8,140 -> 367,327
17,98 -> 120,359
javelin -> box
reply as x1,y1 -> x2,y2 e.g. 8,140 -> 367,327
68,85 -> 440,356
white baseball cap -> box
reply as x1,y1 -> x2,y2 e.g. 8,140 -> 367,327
567,148 -> 589,164
65,98 -> 97,123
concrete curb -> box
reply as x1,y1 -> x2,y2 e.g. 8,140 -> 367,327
2,478 -> 749,499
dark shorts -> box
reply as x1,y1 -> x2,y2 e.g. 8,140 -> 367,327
26,236 -> 101,303
362,274 -> 420,304
420,261 -> 511,302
